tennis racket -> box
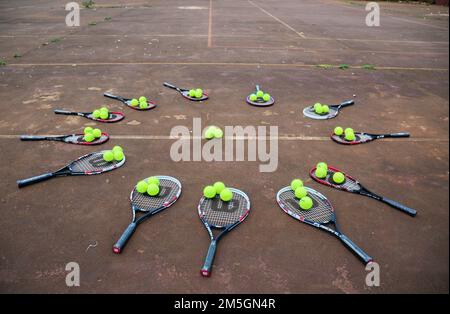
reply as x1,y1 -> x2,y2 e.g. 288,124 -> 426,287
198,188 -> 250,277
331,132 -> 410,145
54,109 -> 124,123
103,92 -> 157,111
17,150 -> 125,188
310,166 -> 417,217
246,85 -> 275,107
303,99 -> 354,120
20,133 -> 109,146
163,82 -> 208,101
113,176 -> 182,254
276,186 -> 372,264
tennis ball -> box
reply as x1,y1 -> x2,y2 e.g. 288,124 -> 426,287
205,127 -> 215,140
112,145 -> 123,153
214,127 -> 223,139
195,88 -> 203,98
295,187 -> 307,199
299,196 -> 313,210
256,90 -> 264,98
220,188 -> 233,202
100,111 -> 109,120
148,176 -> 160,186
188,89 -> 196,97
344,127 -> 354,135
84,127 -> 94,135
333,172 -> 345,184
290,179 -> 303,191
100,107 -> 109,113
84,133 -> 95,142
334,126 -> 344,136
317,162 -> 328,170
92,128 -> 102,138
213,181 -> 226,194
147,183 -> 159,196
315,167 -> 328,179
113,150 -> 124,161
136,180 -> 148,194
315,105 -> 324,114
92,110 -> 101,118
345,132 -> 356,141
103,150 -> 114,162
139,101 -> 148,109
263,93 -> 271,102
322,104 -> 330,114
249,93 -> 257,101
130,98 -> 139,107
139,96 -> 147,103
203,185 -> 216,199
313,103 -> 322,112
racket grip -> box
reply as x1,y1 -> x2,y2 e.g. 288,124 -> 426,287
17,172 -> 55,188
163,82 -> 176,89
113,222 -> 137,254
340,100 -> 355,107
255,85 -> 260,91
20,135 -> 47,141
386,132 -> 410,138
200,240 -> 217,277
381,197 -> 417,217
54,109 -> 76,115
103,92 -> 118,100
340,234 -> 373,264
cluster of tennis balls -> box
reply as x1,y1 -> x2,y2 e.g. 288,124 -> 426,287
290,179 -> 313,211
136,177 -> 161,197
314,162 -> 345,184
334,126 -> 356,141
102,146 -> 125,162
249,90 -> 271,102
203,182 -> 233,202
313,103 -> 330,115
204,126 -> 224,140
92,107 -> 110,120
83,127 -> 102,142
130,96 -> 150,109
188,88 -> 204,99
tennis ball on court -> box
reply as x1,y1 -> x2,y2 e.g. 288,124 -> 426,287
100,111 -> 109,120
213,181 -> 226,194
113,150 -> 124,161
333,172 -> 345,184
148,176 -> 160,186
139,96 -> 147,103
136,180 -> 148,194
295,186 -> 307,199
188,89 -> 196,97
214,127 -> 223,139
256,90 -> 264,98
205,127 -> 216,140
317,162 -> 328,170
195,88 -> 203,98
92,110 -> 101,118
84,127 -> 94,135
249,93 -> 257,101
334,126 -> 344,136
84,133 -> 95,142
112,145 -> 123,153
139,101 -> 148,109
315,167 -> 328,179
220,188 -> 233,202
147,183 -> 160,196
299,196 -> 313,210
130,98 -> 139,107
203,185 -> 216,199
103,150 -> 114,162
290,179 -> 303,191
263,93 -> 271,102
322,104 -> 330,114
92,128 -> 102,138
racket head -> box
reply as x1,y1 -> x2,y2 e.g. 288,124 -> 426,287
198,188 -> 250,228
123,99 -> 157,111
331,133 -> 374,145
276,186 -> 335,224
181,90 -> 209,101
303,106 -> 339,120
87,112 -> 125,123
246,95 -> 275,107
130,176 -> 182,213
68,150 -> 126,175
63,133 -> 109,145
310,166 -> 362,193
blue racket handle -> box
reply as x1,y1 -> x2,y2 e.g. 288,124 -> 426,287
200,240 -> 217,277
113,222 -> 137,254
385,132 -> 410,138
17,172 -> 55,188
381,197 -> 417,217
339,234 -> 373,264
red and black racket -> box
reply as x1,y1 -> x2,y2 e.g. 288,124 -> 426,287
103,92 -> 157,111
303,99 -> 354,120
113,176 -> 182,254
331,132 -> 410,145
198,188 -> 250,277
20,133 -> 109,145
54,109 -> 124,123
277,186 -> 372,264
245,85 -> 275,107
17,150 -> 125,188
163,82 -> 208,101
310,166 -> 417,217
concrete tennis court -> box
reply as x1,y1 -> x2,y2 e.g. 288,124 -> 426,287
0,0 -> 448,293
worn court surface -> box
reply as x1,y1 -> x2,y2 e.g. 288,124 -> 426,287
0,0 -> 448,294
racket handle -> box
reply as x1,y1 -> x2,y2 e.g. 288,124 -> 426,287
381,197 -> 417,217
113,222 -> 137,254
17,172 -> 55,188
103,92 -> 120,100
339,100 -> 355,107
385,132 -> 410,138
163,82 -> 177,90
20,135 -> 49,141
54,109 -> 78,116
255,85 -> 260,92
200,240 -> 217,277
339,234 -> 373,264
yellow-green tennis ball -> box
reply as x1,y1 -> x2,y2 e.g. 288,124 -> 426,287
92,110 -> 101,118
256,90 -> 264,98
295,187 -> 307,199
220,188 -> 233,202
213,181 -> 226,194
100,107 -> 109,113
345,127 -> 354,134
147,183 -> 159,196
263,93 -> 271,102
188,89 -> 196,97
136,180 -> 148,194
112,145 -> 123,153
84,127 -> 93,135
317,162 -> 328,170
315,167 -> 328,179
345,132 -> 356,141
203,185 -> 216,199
334,126 -> 344,136
333,172 -> 345,184
322,104 -> 330,114
113,150 -> 124,161
139,101 -> 148,109
249,93 -> 257,101
130,98 -> 139,107
205,127 -> 215,139
100,111 -> 109,120
315,105 -> 324,114
195,88 -> 203,98
290,179 -> 303,191
148,176 -> 160,186
299,196 -> 313,210
92,128 -> 102,138
139,96 -> 147,103
313,103 -> 322,112
84,133 -> 95,142
214,128 -> 223,139
103,150 -> 114,162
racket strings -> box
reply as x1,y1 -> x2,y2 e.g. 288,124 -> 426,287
71,153 -> 120,172
131,179 -> 180,212
332,133 -> 371,143
304,106 -> 338,119
200,192 -> 249,227
325,170 -> 360,192
279,190 -> 333,224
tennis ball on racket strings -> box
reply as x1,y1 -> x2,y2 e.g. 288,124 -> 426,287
316,162 -> 328,170
256,90 -> 264,98
295,187 -> 308,199
205,127 -> 216,140
299,196 -> 313,210
213,181 -> 226,194
188,89 -> 196,97
136,180 -> 149,194
322,104 -> 330,114
315,167 -> 328,179
290,179 -> 303,191
139,101 -> 148,109
139,96 -> 147,103
249,93 -> 257,102
100,111 -> 109,120
113,150 -> 124,161
100,107 -> 109,113
313,103 -> 322,112
84,127 -> 94,135
203,185 -> 216,199
262,93 -> 271,102
84,133 -> 95,142
147,183 -> 160,196
130,98 -> 139,107
92,110 -> 101,118
112,145 -> 123,153
103,150 -> 114,162
220,188 -> 233,202
345,132 -> 356,141
92,128 -> 102,138
195,88 -> 203,98
344,127 -> 354,134
148,176 -> 160,186
334,126 -> 344,136
333,172 -> 345,184
214,127 -> 223,139
315,105 -> 324,114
